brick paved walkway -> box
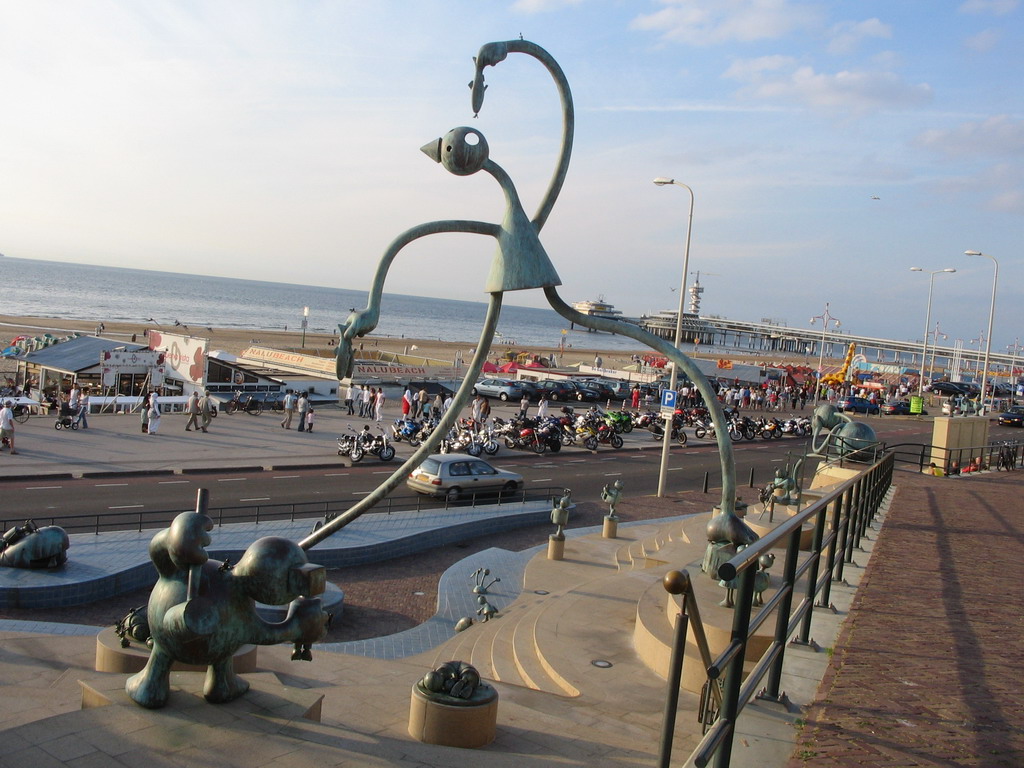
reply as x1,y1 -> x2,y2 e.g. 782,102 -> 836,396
787,470 -> 1024,767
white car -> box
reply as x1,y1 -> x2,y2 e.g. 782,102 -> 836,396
407,454 -> 523,502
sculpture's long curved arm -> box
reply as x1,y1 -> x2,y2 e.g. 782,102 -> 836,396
544,287 -> 737,516
302,292 -> 503,550
335,219 -> 500,380
471,40 -> 572,232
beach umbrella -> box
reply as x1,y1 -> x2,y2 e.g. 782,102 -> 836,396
499,361 -> 519,373
481,361 -> 499,373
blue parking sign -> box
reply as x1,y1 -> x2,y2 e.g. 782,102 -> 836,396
660,389 -> 677,409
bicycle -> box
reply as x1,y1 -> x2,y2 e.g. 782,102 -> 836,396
224,391 -> 263,416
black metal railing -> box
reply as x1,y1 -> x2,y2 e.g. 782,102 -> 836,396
1,485 -> 564,537
670,452 -> 895,768
886,439 -> 1021,474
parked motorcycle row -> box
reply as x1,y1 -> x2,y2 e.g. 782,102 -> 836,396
337,404 -> 811,463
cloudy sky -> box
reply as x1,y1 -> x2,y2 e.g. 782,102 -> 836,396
1,0 -> 1020,350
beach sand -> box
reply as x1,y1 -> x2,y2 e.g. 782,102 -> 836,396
1,313 -> 650,370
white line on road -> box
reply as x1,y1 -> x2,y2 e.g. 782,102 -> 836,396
668,467 -> 684,472
158,480 -> 190,484
109,504 -> 143,509
352,491 -> 371,496
217,478 -> 247,482
603,472 -> 622,476
273,475 -> 300,479
372,471 -> 392,475
568,459 -> 587,463
531,478 -> 552,483
240,497 -> 271,502
96,483 -> 128,487
324,473 -> 349,477
25,486 -> 62,490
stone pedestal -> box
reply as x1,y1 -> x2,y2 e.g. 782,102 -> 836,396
408,684 -> 498,748
602,517 -> 618,539
547,535 -> 565,560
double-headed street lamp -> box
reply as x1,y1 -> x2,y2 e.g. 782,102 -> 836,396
810,303 -> 841,404
653,177 -> 694,499
965,250 -> 998,411
910,267 -> 956,396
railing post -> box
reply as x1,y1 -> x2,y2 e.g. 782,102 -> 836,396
702,471 -> 709,494
834,487 -> 854,580
714,567 -> 757,768
817,495 -> 844,609
848,482 -> 863,557
764,523 -> 803,700
748,466 -> 754,488
797,500 -> 829,645
658,571 -> 691,768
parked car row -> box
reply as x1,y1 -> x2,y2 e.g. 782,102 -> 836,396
471,376 -> 642,403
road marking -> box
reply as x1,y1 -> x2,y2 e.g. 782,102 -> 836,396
158,480 -> 190,484
109,504 -> 143,509
217,478 -> 247,482
25,486 -> 62,490
352,491 -> 371,496
324,473 -> 349,477
668,467 -> 684,471
240,497 -> 270,502
532,478 -> 552,483
603,472 -> 622,476
372,470 -> 392,475
273,475 -> 300,480
96,483 -> 128,487
568,459 -> 587,463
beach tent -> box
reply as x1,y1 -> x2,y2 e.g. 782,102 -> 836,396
498,361 -> 519,373
481,361 -> 499,373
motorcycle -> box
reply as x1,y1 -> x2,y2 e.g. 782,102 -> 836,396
648,411 -> 688,446
391,417 -> 424,446
338,426 -> 396,462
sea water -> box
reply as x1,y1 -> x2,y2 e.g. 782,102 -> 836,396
2,256 -> 644,351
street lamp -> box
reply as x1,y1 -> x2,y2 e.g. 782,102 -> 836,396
909,267 -> 956,396
965,250 -> 998,413
810,303 -> 841,404
1007,338 -> 1023,405
653,177 -> 694,499
301,306 -> 310,349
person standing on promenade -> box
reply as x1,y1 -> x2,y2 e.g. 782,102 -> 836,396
199,390 -> 212,432
68,384 -> 80,416
75,388 -> 90,429
433,392 -> 444,417
0,400 -> 18,454
537,393 -> 549,419
297,392 -> 309,432
374,387 -> 386,422
147,390 -> 161,435
362,386 -> 373,419
184,391 -> 201,432
305,407 -> 315,433
479,396 -> 491,427
139,391 -> 150,433
281,389 -> 296,429
630,385 -> 641,410
344,383 -> 355,416
519,394 -> 529,419
415,388 -> 428,419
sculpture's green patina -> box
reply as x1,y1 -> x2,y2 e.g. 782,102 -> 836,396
126,490 -> 329,709
0,519 -> 68,568
601,479 -> 623,521
304,38 -> 742,555
810,403 -> 881,462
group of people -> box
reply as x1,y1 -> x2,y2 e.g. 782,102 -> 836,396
344,383 -> 456,424
279,390 -> 315,432
183,390 -> 215,433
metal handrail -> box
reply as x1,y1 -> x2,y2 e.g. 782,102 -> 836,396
886,438 -> 1021,473
676,452 -> 895,768
1,485 -> 565,537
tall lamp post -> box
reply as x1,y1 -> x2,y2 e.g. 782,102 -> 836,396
653,177 -> 694,499
810,303 -> 841,404
1008,338 -> 1023,405
301,306 -> 310,349
910,267 -> 956,396
965,250 -> 998,412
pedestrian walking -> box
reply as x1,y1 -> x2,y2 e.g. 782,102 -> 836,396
199,390 -> 212,432
74,389 -> 90,429
362,386 -> 373,419
297,392 -> 309,432
140,392 -> 150,433
185,391 -> 201,432
305,407 -> 315,433
281,390 -> 296,429
0,400 -> 18,454
147,391 -> 161,435
345,383 -> 355,416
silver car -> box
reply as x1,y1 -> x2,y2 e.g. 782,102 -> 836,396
471,378 -> 527,401
407,454 -> 523,502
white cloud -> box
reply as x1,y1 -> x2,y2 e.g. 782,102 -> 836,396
630,0 -> 821,45
511,0 -> 585,11
827,18 -> 892,55
959,0 -> 1019,15
964,28 -> 1001,52
726,60 -> 932,112
917,116 -> 1024,157
722,54 -> 796,80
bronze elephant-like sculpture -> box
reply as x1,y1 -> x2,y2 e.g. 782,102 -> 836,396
0,520 -> 69,568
